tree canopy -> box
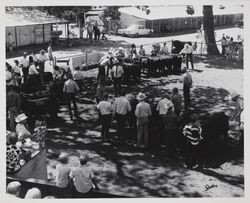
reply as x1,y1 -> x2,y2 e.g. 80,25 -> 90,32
102,6 -> 121,20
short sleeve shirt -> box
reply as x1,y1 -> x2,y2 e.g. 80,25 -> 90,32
69,166 -> 94,193
56,164 -> 71,188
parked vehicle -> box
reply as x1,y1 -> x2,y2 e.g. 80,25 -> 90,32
117,25 -> 153,37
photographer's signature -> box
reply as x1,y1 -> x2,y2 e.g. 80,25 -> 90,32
205,184 -> 218,191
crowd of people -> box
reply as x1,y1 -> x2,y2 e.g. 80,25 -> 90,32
217,34 -> 244,60
6,38 -> 244,198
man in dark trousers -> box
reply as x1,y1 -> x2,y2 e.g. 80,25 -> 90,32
182,67 -> 193,109
179,43 -> 194,69
113,89 -> 131,143
63,73 -> 80,121
111,59 -> 124,97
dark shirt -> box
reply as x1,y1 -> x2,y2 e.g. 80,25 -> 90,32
172,93 -> 182,111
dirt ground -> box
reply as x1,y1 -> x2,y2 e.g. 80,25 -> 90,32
6,27 -> 244,197
44,55 -> 243,197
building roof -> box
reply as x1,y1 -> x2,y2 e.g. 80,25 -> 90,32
5,8 -> 69,27
119,5 -> 244,21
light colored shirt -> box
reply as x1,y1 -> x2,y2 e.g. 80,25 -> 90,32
38,54 -> 47,62
19,57 -> 29,68
157,98 -> 171,115
63,79 -> 79,93
28,64 -> 39,75
15,123 -> 32,141
179,45 -> 193,54
111,65 -> 124,78
69,166 -> 94,193
56,163 -> 71,188
99,57 -> 110,67
160,45 -> 169,54
135,101 -> 152,119
113,96 -> 131,115
12,65 -> 20,74
97,101 -> 112,115
31,54 -> 38,62
73,70 -> 84,81
48,46 -> 53,58
183,72 -> 193,88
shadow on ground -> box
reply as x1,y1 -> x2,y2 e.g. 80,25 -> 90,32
44,71 -> 243,197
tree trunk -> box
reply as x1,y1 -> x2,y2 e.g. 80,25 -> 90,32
203,6 -> 220,55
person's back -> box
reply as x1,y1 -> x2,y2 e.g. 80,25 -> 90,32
56,163 -> 71,188
172,93 -> 182,112
114,96 -> 131,115
70,165 -> 94,193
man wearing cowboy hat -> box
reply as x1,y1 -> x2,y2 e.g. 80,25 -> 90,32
111,58 -> 124,97
135,93 -> 152,148
15,113 -> 32,141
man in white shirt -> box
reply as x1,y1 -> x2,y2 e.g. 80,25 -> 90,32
157,95 -> 172,139
113,89 -> 131,143
28,62 -> 39,75
135,93 -> 152,148
97,93 -> 112,139
63,74 -> 80,120
182,67 -> 193,109
38,50 -> 47,74
69,154 -> 98,197
160,42 -> 169,55
19,52 -> 30,84
179,43 -> 194,69
111,59 -> 124,97
73,66 -> 84,91
31,50 -> 38,62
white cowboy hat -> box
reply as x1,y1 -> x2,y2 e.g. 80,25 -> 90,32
137,93 -> 147,101
15,113 -> 28,123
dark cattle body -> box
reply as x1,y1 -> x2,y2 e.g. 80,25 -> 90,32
20,72 -> 59,118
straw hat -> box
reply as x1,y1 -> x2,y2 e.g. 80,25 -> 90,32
137,92 -> 147,101
15,113 -> 28,123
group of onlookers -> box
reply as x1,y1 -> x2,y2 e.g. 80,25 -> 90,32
217,34 -> 244,61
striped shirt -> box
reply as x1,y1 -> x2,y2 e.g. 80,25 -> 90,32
183,122 -> 202,145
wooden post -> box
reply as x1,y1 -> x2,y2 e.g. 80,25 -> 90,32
15,26 -> 17,47
42,24 -> 45,44
172,19 -> 174,32
86,52 -> 88,64
179,18 -> 181,30
67,23 -> 69,47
